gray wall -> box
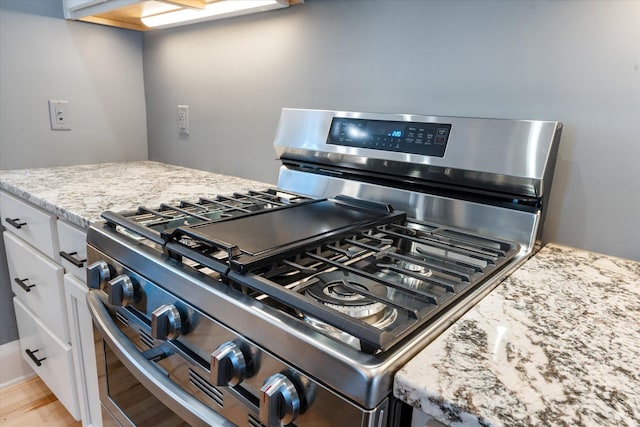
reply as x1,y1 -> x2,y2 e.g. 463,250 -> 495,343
0,1 -> 148,169
143,0 -> 639,262
0,0 -> 147,344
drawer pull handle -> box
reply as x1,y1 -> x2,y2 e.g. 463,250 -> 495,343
14,278 -> 35,292
25,348 -> 46,367
59,251 -> 86,268
6,217 -> 27,229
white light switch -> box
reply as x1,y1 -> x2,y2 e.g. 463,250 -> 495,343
48,99 -> 71,130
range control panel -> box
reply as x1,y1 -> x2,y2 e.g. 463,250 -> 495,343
327,117 -> 451,157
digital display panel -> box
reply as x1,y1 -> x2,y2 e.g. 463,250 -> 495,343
327,118 -> 451,157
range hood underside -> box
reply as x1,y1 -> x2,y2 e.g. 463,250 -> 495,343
64,0 -> 302,31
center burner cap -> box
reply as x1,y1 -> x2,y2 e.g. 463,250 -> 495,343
304,271 -> 388,321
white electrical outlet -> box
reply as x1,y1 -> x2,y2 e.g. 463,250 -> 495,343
178,105 -> 189,135
48,99 -> 71,130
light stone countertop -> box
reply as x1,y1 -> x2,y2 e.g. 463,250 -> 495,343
394,244 -> 640,427
0,161 -> 270,229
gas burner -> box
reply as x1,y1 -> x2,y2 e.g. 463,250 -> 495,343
303,271 -> 389,323
302,309 -> 398,351
398,260 -> 432,276
377,259 -> 434,290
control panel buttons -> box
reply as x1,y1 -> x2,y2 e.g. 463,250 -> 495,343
151,304 -> 185,340
87,261 -> 112,290
260,373 -> 303,427
327,117 -> 451,157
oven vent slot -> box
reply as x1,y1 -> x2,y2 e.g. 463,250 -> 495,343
115,310 -> 129,326
248,413 -> 265,427
188,369 -> 224,408
248,413 -> 294,427
139,330 -> 154,349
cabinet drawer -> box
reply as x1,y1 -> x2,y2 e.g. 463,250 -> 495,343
0,191 -> 59,260
57,220 -> 87,282
4,231 -> 70,344
14,297 -> 80,421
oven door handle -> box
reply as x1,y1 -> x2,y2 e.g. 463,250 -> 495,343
86,291 -> 235,427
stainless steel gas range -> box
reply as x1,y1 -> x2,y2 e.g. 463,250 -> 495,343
86,108 -> 562,427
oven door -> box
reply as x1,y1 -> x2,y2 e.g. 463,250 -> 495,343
87,291 -> 234,427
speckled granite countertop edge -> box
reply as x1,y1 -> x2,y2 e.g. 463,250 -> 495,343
394,244 -> 640,427
0,161 -> 271,229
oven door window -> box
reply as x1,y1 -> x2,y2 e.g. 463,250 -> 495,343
104,342 -> 189,426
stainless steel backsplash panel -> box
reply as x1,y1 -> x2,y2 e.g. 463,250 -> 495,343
278,167 -> 540,253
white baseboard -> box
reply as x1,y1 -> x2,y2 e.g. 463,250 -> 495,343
0,340 -> 35,388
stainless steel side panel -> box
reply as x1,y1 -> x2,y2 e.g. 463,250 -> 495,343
278,166 -> 540,252
273,108 -> 562,198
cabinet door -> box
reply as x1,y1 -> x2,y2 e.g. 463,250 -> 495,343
14,297 -> 80,421
4,231 -> 70,344
58,220 -> 88,282
0,191 -> 59,261
65,274 -> 102,427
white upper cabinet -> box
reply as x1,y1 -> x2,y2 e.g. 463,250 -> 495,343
62,0 -> 298,32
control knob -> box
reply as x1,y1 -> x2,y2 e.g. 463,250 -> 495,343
87,261 -> 112,290
260,373 -> 302,427
107,274 -> 136,307
211,341 -> 250,387
151,304 -> 185,340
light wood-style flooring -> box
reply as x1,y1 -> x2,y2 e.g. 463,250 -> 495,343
0,376 -> 81,426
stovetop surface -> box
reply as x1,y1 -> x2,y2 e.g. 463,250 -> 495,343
100,188 -> 520,354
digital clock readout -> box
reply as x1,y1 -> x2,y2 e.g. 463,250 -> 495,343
365,122 -> 405,139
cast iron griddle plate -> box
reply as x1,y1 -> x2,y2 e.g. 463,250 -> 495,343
173,197 -> 406,272
185,199 -> 398,255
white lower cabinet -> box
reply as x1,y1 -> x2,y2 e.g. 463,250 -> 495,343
1,190 -> 89,424
5,231 -> 70,344
14,297 -> 80,419
65,273 -> 102,427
